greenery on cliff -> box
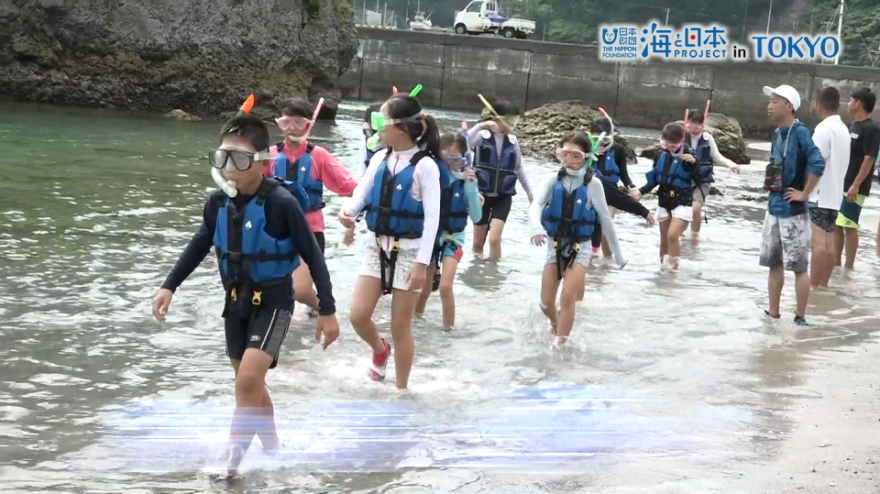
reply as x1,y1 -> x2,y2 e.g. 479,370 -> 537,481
382,0 -> 878,67
804,0 -> 880,67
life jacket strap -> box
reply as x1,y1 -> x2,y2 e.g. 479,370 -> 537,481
377,237 -> 401,295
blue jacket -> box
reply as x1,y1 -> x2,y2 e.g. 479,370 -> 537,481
439,173 -> 482,234
541,177 -> 597,243
365,151 -> 428,239
212,182 -> 300,289
768,121 -> 825,218
692,134 -> 715,183
474,130 -> 519,196
274,142 -> 324,212
644,150 -> 697,191
595,147 -> 621,185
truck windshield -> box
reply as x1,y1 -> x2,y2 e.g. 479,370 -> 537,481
466,1 -> 482,12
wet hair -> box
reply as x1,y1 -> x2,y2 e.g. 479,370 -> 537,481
492,99 -> 520,117
220,114 -> 270,152
686,109 -> 705,125
817,87 -> 840,112
278,98 -> 313,118
661,122 -> 685,142
440,133 -> 467,154
384,95 -> 441,159
851,87 -> 876,113
590,117 -> 613,135
560,132 -> 593,154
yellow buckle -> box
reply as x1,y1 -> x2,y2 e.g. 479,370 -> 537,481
574,243 -> 581,252
252,290 -> 262,306
392,240 -> 400,252
670,190 -> 676,197
446,234 -> 453,242
230,287 -> 237,301
553,240 -> 559,250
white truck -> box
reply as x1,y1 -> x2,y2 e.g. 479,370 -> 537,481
454,0 -> 535,39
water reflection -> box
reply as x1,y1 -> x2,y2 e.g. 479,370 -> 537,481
0,101 -> 878,493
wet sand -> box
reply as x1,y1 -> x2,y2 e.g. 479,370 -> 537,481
750,336 -> 880,493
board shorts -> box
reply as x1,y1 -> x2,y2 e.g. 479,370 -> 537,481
476,194 -> 512,225
544,240 -> 591,269
808,203 -> 837,233
658,205 -> 693,223
358,243 -> 419,291
692,183 -> 713,204
431,233 -> 465,266
225,306 -> 293,369
758,211 -> 811,274
836,193 -> 866,229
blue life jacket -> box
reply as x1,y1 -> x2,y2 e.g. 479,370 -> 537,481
365,150 -> 430,239
474,129 -> 519,195
647,150 -> 695,191
274,142 -> 324,212
540,175 -> 597,243
691,133 -> 714,183
440,177 -> 469,234
212,180 -> 300,294
595,147 -> 621,185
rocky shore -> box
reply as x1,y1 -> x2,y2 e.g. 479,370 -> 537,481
2,0 -> 357,120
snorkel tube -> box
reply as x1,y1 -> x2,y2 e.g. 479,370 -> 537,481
211,93 -> 257,197
597,107 -> 615,152
366,84 -> 423,150
462,121 -> 472,169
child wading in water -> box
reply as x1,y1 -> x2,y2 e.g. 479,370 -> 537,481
338,95 -> 442,389
530,133 -> 627,344
152,114 -> 339,477
630,122 -> 701,271
469,99 -> 533,259
267,98 -> 357,318
415,133 -> 483,331
589,116 -> 655,258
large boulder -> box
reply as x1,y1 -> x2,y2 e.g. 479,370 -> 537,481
510,100 -> 638,162
639,113 -> 751,164
164,109 -> 200,121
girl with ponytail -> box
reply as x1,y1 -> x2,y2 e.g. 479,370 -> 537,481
338,95 -> 442,389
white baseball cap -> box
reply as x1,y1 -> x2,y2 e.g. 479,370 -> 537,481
763,84 -> 801,111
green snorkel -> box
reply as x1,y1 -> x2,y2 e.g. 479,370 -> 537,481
366,84 -> 423,149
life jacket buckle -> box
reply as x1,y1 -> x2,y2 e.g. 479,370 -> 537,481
252,290 -> 262,306
230,286 -> 238,301
670,190 -> 676,197
446,233 -> 453,243
392,240 -> 400,252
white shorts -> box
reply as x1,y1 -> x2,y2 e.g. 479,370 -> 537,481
657,205 -> 693,223
358,245 -> 418,291
544,241 -> 590,268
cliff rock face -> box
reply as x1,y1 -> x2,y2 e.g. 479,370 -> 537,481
1,0 -> 357,119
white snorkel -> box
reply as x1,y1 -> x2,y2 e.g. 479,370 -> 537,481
597,107 -> 615,153
212,167 -> 238,198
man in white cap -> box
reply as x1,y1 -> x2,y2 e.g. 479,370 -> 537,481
759,84 -> 825,326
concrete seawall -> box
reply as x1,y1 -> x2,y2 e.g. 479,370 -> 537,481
341,28 -> 880,136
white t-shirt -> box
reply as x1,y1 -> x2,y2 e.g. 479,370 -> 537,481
810,114 -> 851,210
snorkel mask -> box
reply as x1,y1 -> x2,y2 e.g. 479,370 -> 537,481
211,94 -> 256,197
366,85 -> 423,150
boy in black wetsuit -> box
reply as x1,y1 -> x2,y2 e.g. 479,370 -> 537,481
151,114 -> 340,477
589,117 -> 655,258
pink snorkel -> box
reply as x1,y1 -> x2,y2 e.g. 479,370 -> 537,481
287,97 -> 324,159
